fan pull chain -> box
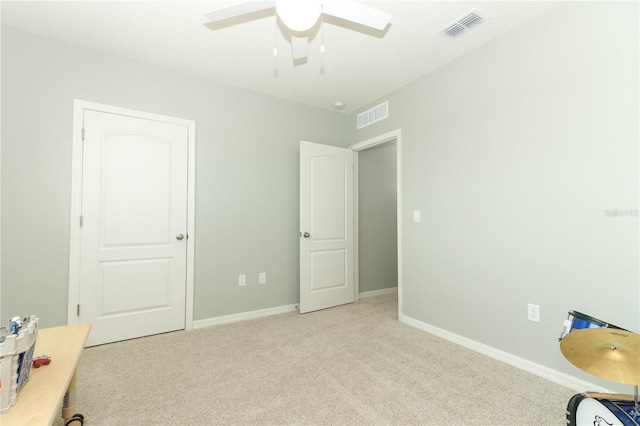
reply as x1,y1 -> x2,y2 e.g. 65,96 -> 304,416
272,12 -> 279,77
319,6 -> 325,74
320,8 -> 325,54
273,12 -> 278,57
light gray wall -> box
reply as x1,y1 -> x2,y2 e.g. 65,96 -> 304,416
358,141 -> 397,293
0,26 -> 350,327
352,2 -> 638,392
2,1 -> 637,394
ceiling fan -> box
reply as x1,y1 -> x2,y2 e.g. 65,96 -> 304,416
203,0 -> 392,61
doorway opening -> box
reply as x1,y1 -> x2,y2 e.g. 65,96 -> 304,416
350,129 -> 402,318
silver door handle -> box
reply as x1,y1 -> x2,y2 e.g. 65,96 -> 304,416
176,234 -> 184,241
303,232 -> 310,238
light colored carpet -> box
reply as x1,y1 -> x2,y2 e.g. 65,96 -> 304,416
55,294 -> 576,425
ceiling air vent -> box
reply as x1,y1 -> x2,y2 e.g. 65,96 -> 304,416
440,9 -> 486,39
357,101 -> 389,130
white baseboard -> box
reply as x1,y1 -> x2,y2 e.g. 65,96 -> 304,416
399,314 -> 613,394
359,287 -> 398,299
193,304 -> 298,329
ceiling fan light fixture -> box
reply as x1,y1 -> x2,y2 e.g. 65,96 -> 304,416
276,0 -> 322,32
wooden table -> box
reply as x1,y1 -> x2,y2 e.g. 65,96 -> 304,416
0,323 -> 91,425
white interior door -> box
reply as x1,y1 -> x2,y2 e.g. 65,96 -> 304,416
79,109 -> 189,346
300,141 -> 354,314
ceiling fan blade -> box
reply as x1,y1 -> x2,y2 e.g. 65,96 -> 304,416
322,1 -> 391,31
203,1 -> 275,24
291,35 -> 308,60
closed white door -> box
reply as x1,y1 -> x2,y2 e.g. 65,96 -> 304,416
79,109 -> 189,346
299,141 -> 354,313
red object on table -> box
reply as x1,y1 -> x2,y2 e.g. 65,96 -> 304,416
32,356 -> 51,368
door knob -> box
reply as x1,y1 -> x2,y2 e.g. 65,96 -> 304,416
303,232 -> 310,238
176,234 -> 184,241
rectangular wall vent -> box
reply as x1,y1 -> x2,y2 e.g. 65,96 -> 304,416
357,101 -> 389,130
440,9 -> 486,39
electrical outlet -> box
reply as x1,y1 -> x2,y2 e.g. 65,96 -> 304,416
259,272 -> 266,284
527,303 -> 540,323
238,274 -> 246,287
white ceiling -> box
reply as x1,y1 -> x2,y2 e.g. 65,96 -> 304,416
1,1 -> 560,114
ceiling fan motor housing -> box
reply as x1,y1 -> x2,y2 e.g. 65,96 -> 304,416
276,0 -> 323,32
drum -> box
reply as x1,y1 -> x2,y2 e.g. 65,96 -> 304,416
558,310 -> 623,341
566,393 -> 639,426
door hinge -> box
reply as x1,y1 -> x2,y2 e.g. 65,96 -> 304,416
81,128 -> 85,141
77,304 -> 80,316
79,215 -> 83,227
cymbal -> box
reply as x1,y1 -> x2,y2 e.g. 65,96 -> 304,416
560,328 -> 640,385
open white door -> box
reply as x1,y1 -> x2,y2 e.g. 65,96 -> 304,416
77,108 -> 189,346
300,141 -> 354,314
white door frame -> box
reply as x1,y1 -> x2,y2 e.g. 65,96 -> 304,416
349,128 -> 402,318
67,99 -> 196,331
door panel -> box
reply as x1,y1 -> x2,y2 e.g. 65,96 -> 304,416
311,250 -> 347,291
101,133 -> 173,245
80,110 -> 188,346
99,259 -> 171,314
300,141 -> 354,313
310,155 -> 347,239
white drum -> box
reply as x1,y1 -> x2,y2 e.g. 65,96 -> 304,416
567,394 -> 639,426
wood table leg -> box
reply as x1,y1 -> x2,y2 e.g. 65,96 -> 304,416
61,370 -> 77,421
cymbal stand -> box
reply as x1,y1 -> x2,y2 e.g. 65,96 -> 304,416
631,385 -> 640,419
